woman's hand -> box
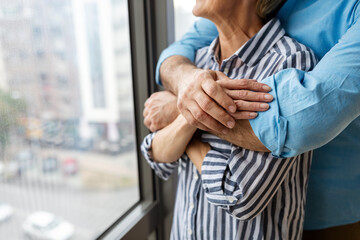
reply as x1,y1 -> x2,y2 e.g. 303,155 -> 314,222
217,78 -> 274,119
143,91 -> 179,132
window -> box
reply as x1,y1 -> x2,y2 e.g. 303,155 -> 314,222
173,0 -> 196,41
0,0 -> 140,239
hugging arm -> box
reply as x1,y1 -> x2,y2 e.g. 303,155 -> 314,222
158,13 -> 360,158
250,18 -> 360,157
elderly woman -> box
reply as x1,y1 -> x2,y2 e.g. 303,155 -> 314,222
141,0 -> 317,239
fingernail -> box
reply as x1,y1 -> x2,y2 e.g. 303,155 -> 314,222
250,112 -> 258,117
222,129 -> 228,134
261,103 -> 269,109
264,94 -> 273,100
227,121 -> 235,128
229,105 -> 236,113
262,85 -> 271,91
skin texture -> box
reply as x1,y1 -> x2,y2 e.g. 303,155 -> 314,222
151,115 -> 197,163
143,91 -> 179,132
143,91 -> 270,152
148,0 -> 271,169
160,57 -> 273,134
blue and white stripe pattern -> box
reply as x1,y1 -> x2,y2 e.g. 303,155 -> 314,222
141,18 -> 317,240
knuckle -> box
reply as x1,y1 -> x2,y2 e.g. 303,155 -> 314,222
188,117 -> 198,126
257,93 -> 264,101
201,99 -> 213,111
194,110 -> 206,122
235,100 -> 243,109
177,101 -> 183,110
152,118 -> 159,126
238,79 -> 248,87
207,85 -> 217,96
144,119 -> 151,128
238,90 -> 248,99
203,81 -> 217,96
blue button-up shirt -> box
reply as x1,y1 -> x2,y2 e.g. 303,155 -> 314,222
156,0 -> 360,230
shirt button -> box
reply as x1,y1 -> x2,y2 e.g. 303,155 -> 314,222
190,203 -> 194,209
228,196 -> 236,203
188,229 -> 193,235
194,175 -> 198,180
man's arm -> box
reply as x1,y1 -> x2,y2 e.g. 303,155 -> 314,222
250,18 -> 360,157
159,18 -> 274,135
212,120 -> 269,152
143,90 -> 270,152
157,13 -> 360,157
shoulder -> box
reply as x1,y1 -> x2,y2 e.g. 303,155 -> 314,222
272,36 -> 318,71
272,35 -> 315,59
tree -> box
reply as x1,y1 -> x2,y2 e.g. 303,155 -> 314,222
0,90 -> 27,160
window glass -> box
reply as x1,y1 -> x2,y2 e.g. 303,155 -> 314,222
173,0 -> 197,41
0,0 -> 139,239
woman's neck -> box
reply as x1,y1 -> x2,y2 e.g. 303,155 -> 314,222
211,3 -> 264,64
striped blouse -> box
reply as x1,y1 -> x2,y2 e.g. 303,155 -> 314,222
141,18 -> 318,240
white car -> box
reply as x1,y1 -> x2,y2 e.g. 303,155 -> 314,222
23,211 -> 74,240
0,203 -> 13,222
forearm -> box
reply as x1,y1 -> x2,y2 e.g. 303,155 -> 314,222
160,56 -> 197,95
152,115 -> 196,163
212,119 -> 270,152
185,138 -> 211,174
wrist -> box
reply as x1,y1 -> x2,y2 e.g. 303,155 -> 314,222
161,56 -> 197,95
176,114 -> 197,132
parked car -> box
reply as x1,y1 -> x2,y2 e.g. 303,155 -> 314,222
62,158 -> 78,176
42,156 -> 58,173
0,203 -> 14,223
22,211 -> 74,240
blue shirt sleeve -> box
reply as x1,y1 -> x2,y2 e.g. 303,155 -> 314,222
250,18 -> 360,157
155,18 -> 218,85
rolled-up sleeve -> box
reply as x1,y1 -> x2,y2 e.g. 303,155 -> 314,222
141,133 -> 178,180
155,18 -> 218,85
250,18 -> 360,158
201,146 -> 297,221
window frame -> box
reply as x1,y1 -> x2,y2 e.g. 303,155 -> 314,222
97,0 -> 176,239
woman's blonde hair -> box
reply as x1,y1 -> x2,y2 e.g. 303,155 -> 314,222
256,0 -> 287,21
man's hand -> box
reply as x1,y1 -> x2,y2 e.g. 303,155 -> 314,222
177,68 -> 273,134
143,91 -> 179,132
217,78 -> 274,119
